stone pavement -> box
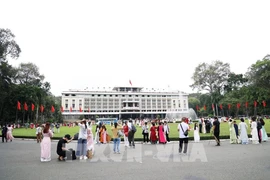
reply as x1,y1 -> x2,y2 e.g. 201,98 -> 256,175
0,139 -> 269,180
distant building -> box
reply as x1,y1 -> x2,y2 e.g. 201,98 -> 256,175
61,86 -> 189,120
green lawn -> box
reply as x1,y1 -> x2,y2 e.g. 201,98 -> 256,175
11,119 -> 270,140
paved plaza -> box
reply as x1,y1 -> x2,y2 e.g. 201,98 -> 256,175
0,139 -> 269,180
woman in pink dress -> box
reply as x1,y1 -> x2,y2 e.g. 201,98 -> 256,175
40,122 -> 53,162
87,122 -> 94,155
158,122 -> 166,144
6,125 -> 14,142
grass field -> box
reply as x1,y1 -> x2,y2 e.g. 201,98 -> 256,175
10,119 -> 270,140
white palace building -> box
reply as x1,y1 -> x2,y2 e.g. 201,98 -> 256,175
61,86 -> 189,121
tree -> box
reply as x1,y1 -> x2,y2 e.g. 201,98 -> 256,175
0,28 -> 21,122
0,28 -> 21,61
223,73 -> 248,93
15,62 -> 45,86
190,60 -> 231,95
246,57 -> 270,92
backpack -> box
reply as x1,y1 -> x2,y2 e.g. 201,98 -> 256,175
131,125 -> 137,133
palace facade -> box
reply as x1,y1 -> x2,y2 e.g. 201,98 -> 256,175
61,86 -> 189,120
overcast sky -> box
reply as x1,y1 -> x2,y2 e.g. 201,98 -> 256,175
1,0 -> 270,96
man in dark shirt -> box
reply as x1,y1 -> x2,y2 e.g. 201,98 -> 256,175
212,116 -> 220,146
57,134 -> 73,161
1,125 -> 8,143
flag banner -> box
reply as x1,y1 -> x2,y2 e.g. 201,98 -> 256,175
70,107 -> 72,112
212,104 -> 214,110
79,107 -> 82,112
61,106 -> 64,112
129,80 -> 132,86
219,104 -> 223,110
40,105 -> 44,113
204,105 -> 206,111
17,101 -> 21,110
262,101 -> 266,107
237,103 -> 241,109
245,102 -> 248,108
51,106 -> 55,113
88,107 -> 90,112
31,103 -> 35,111
228,104 -> 231,109
24,102 -> 28,111
254,101 -> 257,107
196,105 -> 199,111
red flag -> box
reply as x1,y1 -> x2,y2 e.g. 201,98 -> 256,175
237,103 -> 241,109
196,105 -> 199,111
204,105 -> 206,111
219,104 -> 223,110
31,103 -> 35,111
228,104 -> 231,109
88,107 -> 90,112
129,80 -> 132,86
17,101 -> 21,110
40,105 -> 44,113
24,102 -> 28,111
212,104 -> 214,110
262,101 -> 266,107
254,101 -> 257,107
70,107 -> 72,112
60,106 -> 64,112
79,107 -> 82,112
51,105 -> 55,113
245,102 -> 248,108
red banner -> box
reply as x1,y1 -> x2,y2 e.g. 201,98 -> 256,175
228,104 -> 231,109
40,105 -> 44,113
51,106 -> 55,113
61,106 -> 64,112
70,107 -> 72,112
237,103 -> 241,109
196,105 -> 199,111
88,107 -> 90,112
79,107 -> 82,112
245,102 -> 248,108
24,102 -> 28,111
219,104 -> 223,110
17,101 -> 21,110
31,103 -> 35,111
212,104 -> 215,110
262,101 -> 266,107
204,105 -> 206,111
254,101 -> 257,107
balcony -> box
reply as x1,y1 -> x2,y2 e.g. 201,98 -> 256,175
122,106 -> 140,110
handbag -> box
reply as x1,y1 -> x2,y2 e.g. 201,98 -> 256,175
180,123 -> 188,136
117,130 -> 124,137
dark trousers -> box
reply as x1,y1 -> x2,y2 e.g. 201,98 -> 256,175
166,132 -> 170,142
179,138 -> 188,153
199,124 -> 202,133
2,135 -> 7,142
128,131 -> 135,146
258,128 -> 262,143
57,151 -> 66,158
143,133 -> 149,143
214,132 -> 220,145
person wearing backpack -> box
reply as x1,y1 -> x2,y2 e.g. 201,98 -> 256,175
177,117 -> 190,154
128,120 -> 136,148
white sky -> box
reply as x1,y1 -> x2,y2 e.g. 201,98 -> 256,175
1,0 -> 270,96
